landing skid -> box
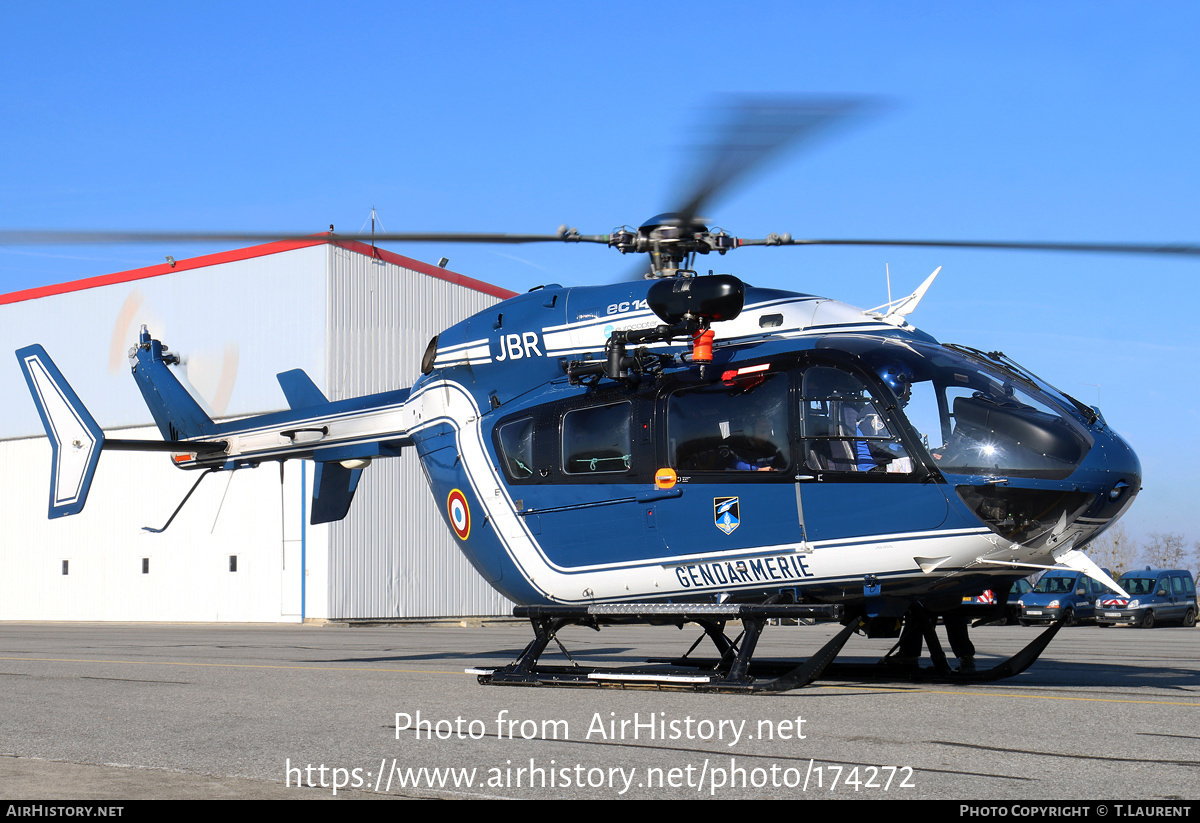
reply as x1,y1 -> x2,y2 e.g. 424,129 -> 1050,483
833,608 -> 1069,684
473,604 -> 1068,694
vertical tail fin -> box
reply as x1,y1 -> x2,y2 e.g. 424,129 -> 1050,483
310,462 -> 364,524
129,327 -> 217,440
15,345 -> 105,518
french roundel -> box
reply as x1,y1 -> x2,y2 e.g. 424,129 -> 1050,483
447,489 -> 471,540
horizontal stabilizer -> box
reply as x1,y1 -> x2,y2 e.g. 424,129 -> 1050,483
310,461 -> 363,524
277,369 -> 329,410
15,345 -> 105,518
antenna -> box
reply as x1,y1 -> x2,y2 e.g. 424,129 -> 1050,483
864,266 -> 942,323
359,207 -> 386,259
886,262 -> 892,307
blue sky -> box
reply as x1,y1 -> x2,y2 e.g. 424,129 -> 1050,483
2,2 -> 1198,550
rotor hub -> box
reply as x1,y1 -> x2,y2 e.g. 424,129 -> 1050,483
610,213 -> 736,277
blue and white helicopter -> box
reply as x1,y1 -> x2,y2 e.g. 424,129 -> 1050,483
12,102 -> 1165,692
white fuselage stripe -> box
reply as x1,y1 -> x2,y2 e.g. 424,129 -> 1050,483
405,379 -> 1015,604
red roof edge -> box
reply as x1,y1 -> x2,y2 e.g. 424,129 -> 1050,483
329,238 -> 518,300
0,234 -> 518,305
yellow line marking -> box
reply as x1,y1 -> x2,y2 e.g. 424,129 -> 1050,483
0,656 -> 454,676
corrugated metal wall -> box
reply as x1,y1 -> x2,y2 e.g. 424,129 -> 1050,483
324,244 -> 514,618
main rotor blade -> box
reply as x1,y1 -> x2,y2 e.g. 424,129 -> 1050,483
738,237 -> 1200,257
0,230 -> 610,246
8,229 -> 1200,260
674,95 -> 870,228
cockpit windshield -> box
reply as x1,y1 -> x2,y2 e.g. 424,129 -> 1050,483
825,339 -> 1094,480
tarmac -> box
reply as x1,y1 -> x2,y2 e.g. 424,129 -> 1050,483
1,619 -> 1197,800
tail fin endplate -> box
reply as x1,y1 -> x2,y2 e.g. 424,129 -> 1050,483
15,345 -> 105,518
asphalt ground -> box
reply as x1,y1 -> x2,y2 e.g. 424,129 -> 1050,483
0,620 -> 1197,800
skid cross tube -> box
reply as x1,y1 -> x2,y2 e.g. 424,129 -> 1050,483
479,603 -> 848,693
509,616 -> 575,675
717,616 -> 765,687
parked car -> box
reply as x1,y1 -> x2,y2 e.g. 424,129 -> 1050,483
962,579 -> 1033,625
1015,569 -> 1115,626
1095,569 -> 1198,628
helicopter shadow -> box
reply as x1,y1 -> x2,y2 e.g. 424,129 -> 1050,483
1003,660 -> 1200,693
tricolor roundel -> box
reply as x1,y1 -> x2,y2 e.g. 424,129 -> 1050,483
447,489 -> 471,540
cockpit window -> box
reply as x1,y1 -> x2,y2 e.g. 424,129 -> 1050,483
562,402 -> 632,474
828,339 -> 1095,480
498,417 -> 534,479
667,373 -> 789,472
936,381 -> 1087,478
800,367 -> 914,474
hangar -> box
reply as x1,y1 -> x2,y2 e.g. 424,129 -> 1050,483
0,236 -> 517,622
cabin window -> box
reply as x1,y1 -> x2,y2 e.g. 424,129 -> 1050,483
800,367 -> 913,474
562,402 -> 632,474
667,372 -> 789,472
498,417 -> 535,479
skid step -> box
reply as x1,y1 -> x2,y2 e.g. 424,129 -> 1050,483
475,668 -> 717,685
514,603 -> 843,621
587,672 -> 714,684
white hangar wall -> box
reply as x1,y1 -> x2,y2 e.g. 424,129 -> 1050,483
1,243 -> 330,437
0,427 -> 311,622
0,240 -> 516,622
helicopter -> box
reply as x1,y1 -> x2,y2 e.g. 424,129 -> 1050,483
11,100 -> 1172,693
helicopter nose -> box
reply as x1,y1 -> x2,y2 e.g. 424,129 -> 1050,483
1065,426 -> 1141,541
1098,428 -> 1141,513
951,423 -> 1142,551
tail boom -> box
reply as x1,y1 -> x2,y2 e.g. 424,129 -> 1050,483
18,330 -> 416,526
